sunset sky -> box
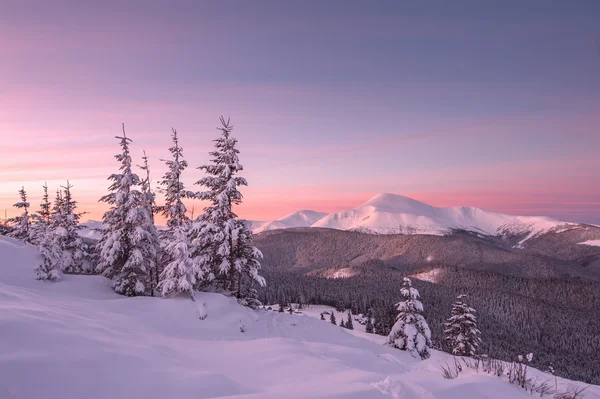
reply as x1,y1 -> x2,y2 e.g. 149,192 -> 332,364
1,1 -> 599,223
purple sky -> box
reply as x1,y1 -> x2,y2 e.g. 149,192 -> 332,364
1,0 -> 599,223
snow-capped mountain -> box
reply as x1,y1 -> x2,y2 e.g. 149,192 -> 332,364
79,220 -> 104,240
259,193 -> 577,243
253,210 -> 328,234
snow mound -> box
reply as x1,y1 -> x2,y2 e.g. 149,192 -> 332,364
312,193 -> 574,239
1,235 -> 597,399
253,210 -> 328,233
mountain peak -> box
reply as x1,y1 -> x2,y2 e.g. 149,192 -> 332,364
363,193 -> 430,212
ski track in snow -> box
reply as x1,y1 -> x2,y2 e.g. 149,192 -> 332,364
1,236 -> 599,399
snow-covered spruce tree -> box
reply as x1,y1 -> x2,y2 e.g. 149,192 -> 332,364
365,308 -> 374,334
35,225 -> 62,281
157,128 -> 190,229
28,182 -> 51,245
96,125 -> 154,296
194,117 -> 265,297
138,150 -> 161,294
231,219 -> 265,303
8,187 -> 31,242
57,181 -> 86,274
346,311 -> 354,330
385,277 -> 432,359
444,294 -> 482,357
157,129 -> 212,301
33,183 -> 62,280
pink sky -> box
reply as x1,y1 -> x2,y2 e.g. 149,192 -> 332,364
1,2 -> 599,224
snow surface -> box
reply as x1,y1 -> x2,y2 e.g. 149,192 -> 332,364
578,240 -> 600,247
410,268 -> 444,284
253,210 -> 328,234
311,193 -> 574,238
1,235 -> 598,399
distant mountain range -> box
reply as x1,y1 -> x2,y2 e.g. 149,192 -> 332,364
252,193 -> 584,246
82,193 -> 592,247
251,210 -> 328,234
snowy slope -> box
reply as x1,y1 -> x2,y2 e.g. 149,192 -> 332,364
312,193 -> 574,239
1,235 -> 597,399
253,210 -> 328,234
578,239 -> 600,247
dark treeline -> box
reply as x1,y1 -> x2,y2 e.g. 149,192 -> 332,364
259,266 -> 600,385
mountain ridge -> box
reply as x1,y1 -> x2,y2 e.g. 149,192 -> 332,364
256,193 -> 579,243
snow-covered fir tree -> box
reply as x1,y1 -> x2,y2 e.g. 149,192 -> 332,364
35,226 -> 62,281
231,219 -> 265,298
385,277 -> 432,359
365,308 -> 374,334
444,294 -> 482,357
157,128 -> 190,229
97,125 -> 155,296
138,150 -> 161,294
28,182 -> 51,245
157,129 -> 212,300
193,117 -> 265,298
57,181 -> 86,274
346,311 -> 354,330
33,183 -> 62,280
8,187 -> 31,242
157,223 -> 206,300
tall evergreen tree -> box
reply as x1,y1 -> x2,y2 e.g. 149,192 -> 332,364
365,308 -> 374,334
33,183 -> 61,280
8,187 -> 30,242
58,181 -> 86,274
138,151 -> 161,295
385,277 -> 432,359
231,219 -> 265,296
444,294 -> 482,357
35,227 -> 62,281
29,183 -> 52,245
97,125 -> 153,296
330,312 -> 337,325
157,223 -> 208,300
194,117 -> 264,296
157,128 -> 189,229
346,311 -> 354,330
157,129 -> 212,300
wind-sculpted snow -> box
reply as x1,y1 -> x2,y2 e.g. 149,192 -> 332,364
1,236 -> 598,399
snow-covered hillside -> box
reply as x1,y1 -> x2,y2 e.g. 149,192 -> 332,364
1,235 -> 598,399
253,210 -> 328,234
80,220 -> 104,240
307,193 -> 575,239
